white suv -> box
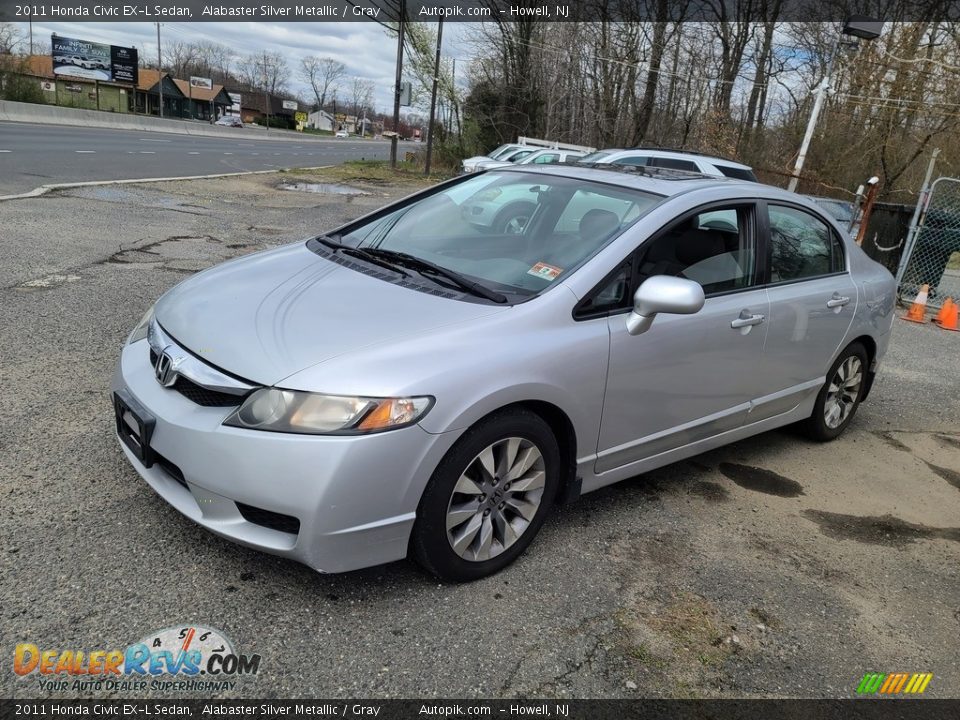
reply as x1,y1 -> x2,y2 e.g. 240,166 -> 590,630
578,148 -> 757,181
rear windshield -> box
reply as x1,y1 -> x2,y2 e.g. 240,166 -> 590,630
715,164 -> 758,182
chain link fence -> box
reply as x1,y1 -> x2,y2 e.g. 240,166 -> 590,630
896,177 -> 960,309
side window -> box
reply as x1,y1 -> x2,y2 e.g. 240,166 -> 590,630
768,205 -> 838,282
533,153 -> 560,164
637,205 -> 757,295
830,232 -> 846,273
650,157 -> 699,172
612,156 -> 649,167
575,264 -> 632,317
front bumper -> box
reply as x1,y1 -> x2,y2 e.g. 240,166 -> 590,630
111,341 -> 459,573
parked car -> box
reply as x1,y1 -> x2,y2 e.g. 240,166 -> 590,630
335,130 -> 349,138
113,165 -> 895,582
476,148 -> 587,171
461,144 -> 526,173
214,116 -> 243,128
805,195 -> 859,240
578,148 -> 758,181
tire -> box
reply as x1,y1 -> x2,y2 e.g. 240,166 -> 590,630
494,202 -> 536,235
410,409 -> 561,582
802,342 -> 869,442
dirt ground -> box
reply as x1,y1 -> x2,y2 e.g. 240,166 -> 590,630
1,171 -> 958,699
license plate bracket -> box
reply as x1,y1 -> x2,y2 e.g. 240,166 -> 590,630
113,390 -> 156,468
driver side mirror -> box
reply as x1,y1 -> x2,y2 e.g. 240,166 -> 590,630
626,276 -> 705,335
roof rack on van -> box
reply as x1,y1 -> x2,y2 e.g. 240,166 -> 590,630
518,136 -> 596,153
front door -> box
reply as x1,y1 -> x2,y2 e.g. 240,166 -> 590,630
594,203 -> 769,473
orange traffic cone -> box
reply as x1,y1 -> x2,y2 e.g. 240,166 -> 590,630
903,284 -> 930,323
933,297 -> 959,331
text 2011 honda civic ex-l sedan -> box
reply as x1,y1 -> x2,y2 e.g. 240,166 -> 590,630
112,165 -> 896,582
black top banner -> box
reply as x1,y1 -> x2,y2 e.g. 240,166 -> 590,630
1,700 -> 960,720
1,0 -> 959,23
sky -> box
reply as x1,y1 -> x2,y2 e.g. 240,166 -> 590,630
14,20 -> 475,114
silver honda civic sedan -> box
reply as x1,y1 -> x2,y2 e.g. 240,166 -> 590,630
112,165 -> 896,581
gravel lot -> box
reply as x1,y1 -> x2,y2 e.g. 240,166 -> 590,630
1,172 -> 958,699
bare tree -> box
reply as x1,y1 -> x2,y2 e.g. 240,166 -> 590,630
0,22 -> 23,55
238,51 -> 288,95
348,77 -> 375,117
299,56 -> 345,110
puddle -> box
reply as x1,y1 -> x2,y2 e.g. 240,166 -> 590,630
924,461 -> 960,491
279,182 -> 369,195
719,463 -> 805,498
687,480 -> 730,502
803,510 -> 960,548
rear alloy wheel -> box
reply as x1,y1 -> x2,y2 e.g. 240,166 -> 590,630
411,410 -> 560,581
803,342 -> 868,441
494,202 -> 536,235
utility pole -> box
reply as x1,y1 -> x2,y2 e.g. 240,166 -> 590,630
390,0 -> 406,168
156,22 -> 163,118
29,20 -> 33,55
424,18 -> 444,175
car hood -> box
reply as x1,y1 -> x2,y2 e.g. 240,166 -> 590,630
154,242 -> 508,386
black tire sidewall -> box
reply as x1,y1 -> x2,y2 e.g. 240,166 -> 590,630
807,342 -> 869,441
494,202 -> 536,234
411,409 -> 561,582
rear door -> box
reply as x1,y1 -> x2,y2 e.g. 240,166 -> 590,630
752,202 -> 858,420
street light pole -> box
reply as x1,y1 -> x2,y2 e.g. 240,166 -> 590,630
786,17 -> 882,193
787,37 -> 841,194
424,18 -> 443,176
156,22 -> 163,118
390,0 -> 406,168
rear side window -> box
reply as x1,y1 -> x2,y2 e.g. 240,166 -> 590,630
611,156 -> 649,167
649,157 -> 699,172
715,164 -> 758,182
768,205 -> 844,282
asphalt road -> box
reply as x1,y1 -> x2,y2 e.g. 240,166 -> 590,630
0,121 -> 402,196
1,172 -> 958,700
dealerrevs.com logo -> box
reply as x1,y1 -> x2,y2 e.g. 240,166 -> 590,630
14,625 -> 261,692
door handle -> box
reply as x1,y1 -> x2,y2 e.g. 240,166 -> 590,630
731,311 -> 765,328
827,294 -> 851,308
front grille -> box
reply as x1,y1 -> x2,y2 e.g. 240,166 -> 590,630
236,502 -> 301,535
150,349 -> 246,407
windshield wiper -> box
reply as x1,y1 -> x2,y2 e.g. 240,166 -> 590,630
363,248 -> 508,304
316,235 -> 409,277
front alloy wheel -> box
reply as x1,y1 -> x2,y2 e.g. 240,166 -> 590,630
411,409 -> 560,581
445,437 -> 546,562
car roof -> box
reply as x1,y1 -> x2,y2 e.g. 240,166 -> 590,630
589,148 -> 753,170
492,163 -> 804,202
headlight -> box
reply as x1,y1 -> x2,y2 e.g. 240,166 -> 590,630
223,388 -> 433,435
127,305 -> 154,345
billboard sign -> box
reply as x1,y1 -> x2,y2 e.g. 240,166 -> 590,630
228,92 -> 242,114
282,100 -> 298,110
52,35 -> 138,85
190,76 -> 213,90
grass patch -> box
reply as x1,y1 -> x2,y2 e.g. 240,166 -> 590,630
947,251 -> 960,271
628,643 -> 669,670
292,160 -> 454,188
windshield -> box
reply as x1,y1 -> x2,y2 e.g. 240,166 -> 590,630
338,171 -> 661,299
489,144 -> 517,159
